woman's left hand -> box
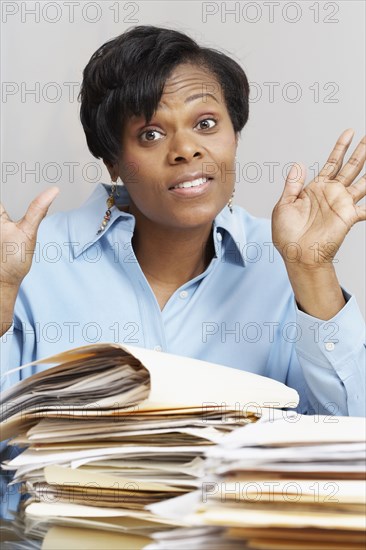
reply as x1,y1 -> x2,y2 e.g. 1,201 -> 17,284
272,130 -> 366,269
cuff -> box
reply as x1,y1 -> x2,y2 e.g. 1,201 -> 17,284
294,288 -> 365,378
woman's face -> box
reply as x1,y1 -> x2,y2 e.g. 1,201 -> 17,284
110,63 -> 238,231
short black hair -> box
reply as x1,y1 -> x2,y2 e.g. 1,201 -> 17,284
79,25 -> 250,166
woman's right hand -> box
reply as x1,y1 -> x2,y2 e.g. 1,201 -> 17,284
1,186 -> 60,290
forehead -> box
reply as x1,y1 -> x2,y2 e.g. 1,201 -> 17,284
124,64 -> 225,132
158,63 -> 223,106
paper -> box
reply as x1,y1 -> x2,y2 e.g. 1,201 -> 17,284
42,525 -> 151,550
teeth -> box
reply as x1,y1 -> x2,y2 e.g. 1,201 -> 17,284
173,177 -> 208,189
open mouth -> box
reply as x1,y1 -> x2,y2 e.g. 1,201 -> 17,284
169,177 -> 213,190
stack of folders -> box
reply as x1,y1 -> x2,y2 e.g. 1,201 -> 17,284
148,413 -> 366,550
1,343 -> 298,548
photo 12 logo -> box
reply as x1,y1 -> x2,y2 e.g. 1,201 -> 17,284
201,2 -> 340,24
1,1 -> 140,24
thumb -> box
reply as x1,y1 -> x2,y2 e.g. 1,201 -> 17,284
279,163 -> 306,204
18,186 -> 60,236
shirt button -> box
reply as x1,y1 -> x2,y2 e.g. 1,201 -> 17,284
179,290 -> 188,299
153,345 -> 162,352
216,232 -> 222,242
324,342 -> 335,351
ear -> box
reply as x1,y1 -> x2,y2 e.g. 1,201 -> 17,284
103,160 -> 118,182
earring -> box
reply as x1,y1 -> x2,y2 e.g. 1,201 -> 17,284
96,180 -> 118,235
228,187 -> 235,214
228,156 -> 237,213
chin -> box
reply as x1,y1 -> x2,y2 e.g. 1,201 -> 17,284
166,205 -> 222,230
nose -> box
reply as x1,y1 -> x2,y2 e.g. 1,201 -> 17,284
167,132 -> 204,163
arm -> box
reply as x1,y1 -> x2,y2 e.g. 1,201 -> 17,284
271,130 -> 365,415
292,288 -> 365,416
272,129 -> 365,319
1,188 -> 59,518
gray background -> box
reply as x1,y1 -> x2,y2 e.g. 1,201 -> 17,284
1,0 -> 365,315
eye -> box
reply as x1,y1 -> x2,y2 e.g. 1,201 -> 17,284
139,129 -> 164,142
196,118 -> 217,130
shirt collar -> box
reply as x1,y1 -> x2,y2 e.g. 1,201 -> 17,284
213,202 -> 247,268
68,183 -> 133,258
68,183 -> 247,266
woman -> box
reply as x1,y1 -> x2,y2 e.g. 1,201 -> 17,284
1,25 -> 365,421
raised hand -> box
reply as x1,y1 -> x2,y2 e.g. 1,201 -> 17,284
1,187 -> 59,290
272,130 -> 365,269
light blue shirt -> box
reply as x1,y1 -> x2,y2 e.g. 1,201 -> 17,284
1,182 -> 365,517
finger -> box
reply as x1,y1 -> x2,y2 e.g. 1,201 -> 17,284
18,186 -> 60,237
318,128 -> 354,179
348,173 -> 366,203
355,205 -> 366,222
336,135 -> 366,187
279,163 -> 306,204
0,203 -> 12,223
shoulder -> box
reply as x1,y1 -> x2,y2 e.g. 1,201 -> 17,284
36,209 -> 69,242
233,205 -> 272,241
216,204 -> 273,249
221,205 -> 290,286
36,184 -> 107,244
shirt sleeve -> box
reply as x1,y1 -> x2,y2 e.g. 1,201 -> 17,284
1,324 -> 24,519
294,288 -> 366,417
1,323 -> 24,393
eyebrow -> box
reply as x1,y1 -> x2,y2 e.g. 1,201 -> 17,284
133,92 -> 220,131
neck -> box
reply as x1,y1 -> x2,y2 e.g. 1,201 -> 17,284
130,211 -> 215,289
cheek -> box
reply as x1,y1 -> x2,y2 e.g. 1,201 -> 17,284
209,128 -> 237,156
221,131 -> 237,151
118,152 -> 149,189
210,137 -> 237,181
118,157 -> 159,210
118,149 -> 136,173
